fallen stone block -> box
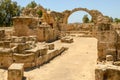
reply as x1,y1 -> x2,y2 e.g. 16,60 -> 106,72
61,37 -> 73,43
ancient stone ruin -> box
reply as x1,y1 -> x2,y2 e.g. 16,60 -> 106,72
1,5 -> 120,80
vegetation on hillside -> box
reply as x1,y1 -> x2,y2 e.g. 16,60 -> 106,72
0,0 -> 20,26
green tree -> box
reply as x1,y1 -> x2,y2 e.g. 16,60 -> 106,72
37,10 -> 42,18
0,0 -> 20,26
82,15 -> 89,23
26,1 -> 37,8
114,18 -> 120,24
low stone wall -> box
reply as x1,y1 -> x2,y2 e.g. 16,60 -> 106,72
95,64 -> 120,80
97,31 -> 117,61
62,31 -> 93,37
0,46 -> 67,69
0,49 -> 13,68
0,30 -> 5,40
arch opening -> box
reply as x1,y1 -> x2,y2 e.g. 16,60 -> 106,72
68,11 -> 92,24
65,11 -> 93,31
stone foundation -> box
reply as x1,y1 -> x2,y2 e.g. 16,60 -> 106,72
95,64 -> 120,80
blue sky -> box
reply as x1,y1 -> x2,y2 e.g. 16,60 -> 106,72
12,0 -> 120,23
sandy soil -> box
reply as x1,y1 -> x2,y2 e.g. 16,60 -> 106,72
24,37 -> 97,80
0,37 -> 97,80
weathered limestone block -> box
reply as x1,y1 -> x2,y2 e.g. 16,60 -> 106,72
36,56 -> 43,66
13,53 -> 35,63
95,64 -> 120,80
97,31 -> 117,43
57,47 -> 67,55
97,42 -> 107,50
0,30 -> 5,40
47,50 -> 57,60
0,41 -> 3,48
24,62 -> 35,69
0,49 -> 12,56
0,55 -> 13,68
117,50 -> 120,61
97,49 -> 106,61
61,37 -> 73,43
106,49 -> 116,61
114,61 -> 120,66
28,36 -> 37,42
95,65 -> 105,80
106,55 -> 113,61
48,43 -> 55,50
42,54 -> 49,63
11,36 -> 26,43
107,31 -> 117,42
16,43 -> 28,53
36,27 -> 45,42
13,17 -> 34,36
0,49 -> 13,68
117,42 -> 120,50
39,48 -> 48,56
97,41 -> 116,61
97,32 -> 109,42
37,25 -> 57,42
107,43 -> 116,49
3,41 -> 11,48
117,34 -> 120,41
8,63 -> 24,80
11,36 -> 17,42
52,50 -> 59,58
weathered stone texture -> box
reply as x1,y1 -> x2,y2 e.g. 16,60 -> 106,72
8,63 -> 24,80
95,64 -> 120,80
0,30 -> 5,40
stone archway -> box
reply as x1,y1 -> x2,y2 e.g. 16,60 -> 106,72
62,8 -> 103,25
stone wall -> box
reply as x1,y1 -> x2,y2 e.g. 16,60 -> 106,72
13,17 -> 59,42
0,30 -> 5,40
0,36 -> 67,69
95,64 -> 120,80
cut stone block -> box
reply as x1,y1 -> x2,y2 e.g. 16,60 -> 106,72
106,49 -> 116,61
61,37 -> 73,43
39,48 -> 48,56
3,41 -> 11,48
48,43 -> 54,50
95,64 -> 120,80
8,63 -> 24,80
106,55 -> 113,61
13,53 -> 35,63
114,61 -> 120,66
0,41 -> 3,48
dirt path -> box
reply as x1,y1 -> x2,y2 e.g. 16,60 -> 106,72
25,37 -> 97,80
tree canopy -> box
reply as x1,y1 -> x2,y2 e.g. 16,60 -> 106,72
82,15 -> 89,23
0,0 -> 20,26
26,1 -> 37,8
114,18 -> 120,23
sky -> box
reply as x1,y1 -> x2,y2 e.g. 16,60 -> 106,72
12,0 -> 120,23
